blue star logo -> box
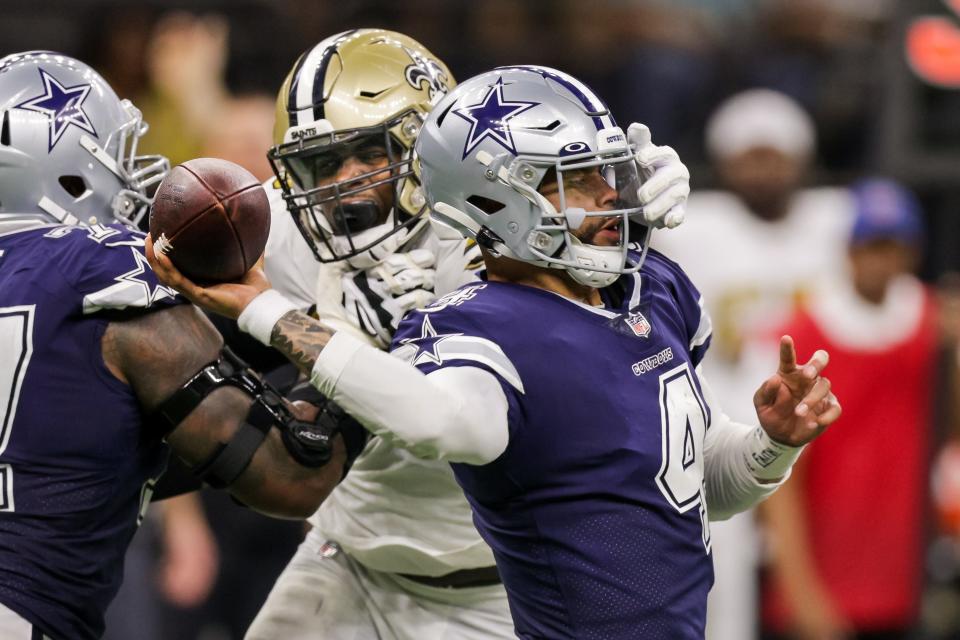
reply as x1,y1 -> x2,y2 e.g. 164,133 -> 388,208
453,78 -> 538,160
398,314 -> 462,366
15,68 -> 97,151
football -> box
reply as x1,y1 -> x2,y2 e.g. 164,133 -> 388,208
149,158 -> 271,283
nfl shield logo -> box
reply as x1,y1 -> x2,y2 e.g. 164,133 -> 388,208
625,311 -> 651,338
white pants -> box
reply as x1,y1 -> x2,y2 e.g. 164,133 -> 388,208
706,510 -> 759,640
0,602 -> 51,639
245,530 -> 515,640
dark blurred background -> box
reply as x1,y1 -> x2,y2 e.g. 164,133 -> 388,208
6,0 -> 959,275
7,1 -> 960,639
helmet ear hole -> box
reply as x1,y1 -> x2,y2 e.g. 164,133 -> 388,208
466,195 -> 505,215
1,110 -> 10,146
435,101 -> 455,128
58,175 -> 88,198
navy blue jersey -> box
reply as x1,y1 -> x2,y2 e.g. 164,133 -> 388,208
0,223 -> 182,639
391,249 -> 715,640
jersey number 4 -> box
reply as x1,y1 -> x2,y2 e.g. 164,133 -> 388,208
0,305 -> 35,513
656,363 -> 711,553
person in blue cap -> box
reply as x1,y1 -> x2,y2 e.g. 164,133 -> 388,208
761,177 -> 947,640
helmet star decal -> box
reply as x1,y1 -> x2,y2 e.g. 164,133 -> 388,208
453,77 -> 538,160
15,68 -> 97,152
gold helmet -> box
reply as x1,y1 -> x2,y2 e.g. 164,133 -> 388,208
269,29 -> 454,265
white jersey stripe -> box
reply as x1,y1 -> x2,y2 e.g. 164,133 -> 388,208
294,30 -> 352,124
392,334 -> 525,394
689,296 -> 713,349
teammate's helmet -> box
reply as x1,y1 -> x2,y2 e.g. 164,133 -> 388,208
269,29 -> 453,266
416,66 -> 648,288
0,51 -> 168,231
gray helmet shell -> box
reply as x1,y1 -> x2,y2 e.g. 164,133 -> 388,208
416,65 -> 647,287
0,51 -> 168,232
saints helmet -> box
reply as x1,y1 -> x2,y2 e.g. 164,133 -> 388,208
0,51 -> 168,232
416,65 -> 648,288
269,29 -> 454,267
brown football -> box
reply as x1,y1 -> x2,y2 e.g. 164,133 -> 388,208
149,158 -> 271,283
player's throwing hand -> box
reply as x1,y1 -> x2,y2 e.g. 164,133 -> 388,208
145,235 -> 270,320
753,335 -> 842,447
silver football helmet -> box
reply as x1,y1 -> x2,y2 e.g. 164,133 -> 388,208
0,51 -> 168,231
416,65 -> 649,288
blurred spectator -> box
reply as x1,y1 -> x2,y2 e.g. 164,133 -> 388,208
104,494 -> 218,640
654,88 -> 854,640
136,12 -> 231,166
760,178 -> 947,640
202,94 -> 277,183
158,493 -> 220,610
161,491 -> 304,640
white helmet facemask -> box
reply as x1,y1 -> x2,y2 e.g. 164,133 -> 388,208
490,147 -> 649,288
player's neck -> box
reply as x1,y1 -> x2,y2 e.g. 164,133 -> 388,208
484,254 -> 601,306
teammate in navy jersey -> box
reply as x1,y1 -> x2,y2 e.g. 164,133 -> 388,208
0,52 -> 350,640
149,66 -> 842,640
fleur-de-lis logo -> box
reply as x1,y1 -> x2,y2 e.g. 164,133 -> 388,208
403,46 -> 450,102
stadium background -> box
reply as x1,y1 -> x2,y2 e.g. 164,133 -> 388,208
4,1 -> 960,638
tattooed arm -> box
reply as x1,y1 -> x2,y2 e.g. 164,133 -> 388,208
143,238 -> 508,463
269,310 -> 336,376
102,303 -> 345,519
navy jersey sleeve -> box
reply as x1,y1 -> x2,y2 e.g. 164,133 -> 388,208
390,283 -> 526,431
643,248 -> 712,366
46,223 -> 183,316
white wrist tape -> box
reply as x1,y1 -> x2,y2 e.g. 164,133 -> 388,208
237,289 -> 299,346
744,426 -> 805,481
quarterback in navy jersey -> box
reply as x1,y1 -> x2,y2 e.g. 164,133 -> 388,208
390,249 -> 715,638
0,53 -> 348,640
149,66 -> 842,640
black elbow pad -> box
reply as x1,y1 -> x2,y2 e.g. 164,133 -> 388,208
285,380 -> 370,476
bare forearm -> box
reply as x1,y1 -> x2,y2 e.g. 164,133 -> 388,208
230,430 -> 345,519
270,310 -> 336,376
760,481 -> 829,608
166,388 -> 343,519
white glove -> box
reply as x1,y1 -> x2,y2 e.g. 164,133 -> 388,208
341,249 -> 437,347
628,122 -> 690,229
